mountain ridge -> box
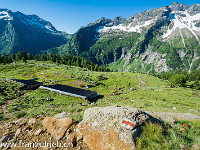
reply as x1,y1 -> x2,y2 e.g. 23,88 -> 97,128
54,1 -> 200,73
0,9 -> 71,55
1,2 -> 200,73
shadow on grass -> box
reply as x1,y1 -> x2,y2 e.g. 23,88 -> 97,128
89,94 -> 104,103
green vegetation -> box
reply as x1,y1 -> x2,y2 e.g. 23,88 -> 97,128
0,16 -> 69,55
0,61 -> 199,149
154,70 -> 200,90
54,20 -> 200,73
0,78 -> 23,105
0,51 -> 111,72
137,121 -> 200,150
0,61 -> 199,119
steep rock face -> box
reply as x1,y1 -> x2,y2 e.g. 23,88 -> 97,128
0,9 -> 70,55
60,2 -> 200,73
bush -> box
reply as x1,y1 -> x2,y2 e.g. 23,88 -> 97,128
193,80 -> 200,90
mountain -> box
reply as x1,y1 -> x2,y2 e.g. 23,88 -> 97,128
0,9 -> 71,55
57,2 -> 200,73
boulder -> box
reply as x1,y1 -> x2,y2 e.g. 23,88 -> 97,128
42,117 -> 77,140
46,97 -> 53,101
76,106 -> 161,150
77,135 -> 83,142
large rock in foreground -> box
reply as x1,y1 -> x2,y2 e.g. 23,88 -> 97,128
76,106 -> 161,150
42,117 -> 78,140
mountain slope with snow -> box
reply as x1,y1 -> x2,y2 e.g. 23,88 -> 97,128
60,1 -> 200,73
0,9 -> 70,55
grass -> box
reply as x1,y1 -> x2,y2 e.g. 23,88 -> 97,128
0,78 -> 24,105
0,60 -> 200,149
137,121 -> 200,150
15,111 -> 26,119
0,60 -> 200,119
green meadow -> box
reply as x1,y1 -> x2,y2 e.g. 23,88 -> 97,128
0,60 -> 200,149
0,60 -> 199,120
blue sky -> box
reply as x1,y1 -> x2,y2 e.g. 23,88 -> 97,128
0,0 -> 199,34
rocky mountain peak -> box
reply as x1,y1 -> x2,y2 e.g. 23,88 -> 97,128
172,1 -> 179,5
14,11 -> 58,32
170,1 -> 189,11
87,17 -> 112,27
112,16 -> 126,26
96,17 -> 112,24
0,9 -> 13,20
0,8 -> 68,55
64,2 -> 200,73
187,4 -> 200,16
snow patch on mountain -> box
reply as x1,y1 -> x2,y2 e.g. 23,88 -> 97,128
179,29 -> 186,47
22,18 -> 49,30
45,25 -> 54,32
162,10 -> 200,43
0,11 -> 13,20
18,15 -> 55,32
96,27 -> 104,33
99,20 -> 154,33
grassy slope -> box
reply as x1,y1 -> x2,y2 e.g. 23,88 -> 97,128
0,61 -> 200,149
0,60 -> 199,121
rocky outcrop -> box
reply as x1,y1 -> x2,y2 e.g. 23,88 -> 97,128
1,107 -> 199,149
187,4 -> 200,16
0,116 -> 88,149
169,1 -> 189,11
42,116 -> 78,140
76,106 -> 162,150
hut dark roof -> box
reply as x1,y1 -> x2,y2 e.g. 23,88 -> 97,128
41,84 -> 97,98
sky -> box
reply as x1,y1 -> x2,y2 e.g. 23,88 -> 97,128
0,0 -> 199,34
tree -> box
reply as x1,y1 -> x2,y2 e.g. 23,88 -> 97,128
11,53 -> 16,61
22,57 -> 27,63
90,65 -> 94,71
27,53 -> 33,60
16,51 -> 27,61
